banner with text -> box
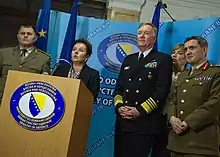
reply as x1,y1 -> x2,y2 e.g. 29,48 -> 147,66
47,10 -> 220,157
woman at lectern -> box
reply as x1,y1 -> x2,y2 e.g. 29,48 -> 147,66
52,39 -> 100,100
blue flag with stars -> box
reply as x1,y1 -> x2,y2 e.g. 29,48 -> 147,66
152,1 -> 162,51
58,0 -> 79,64
35,0 -> 51,52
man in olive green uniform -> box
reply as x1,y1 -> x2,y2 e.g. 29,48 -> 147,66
0,24 -> 50,103
168,36 -> 220,157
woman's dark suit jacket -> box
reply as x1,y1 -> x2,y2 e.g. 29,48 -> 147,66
52,62 -> 100,100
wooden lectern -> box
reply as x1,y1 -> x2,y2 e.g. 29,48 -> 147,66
0,70 -> 94,157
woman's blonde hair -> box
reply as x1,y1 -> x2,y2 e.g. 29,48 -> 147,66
172,43 -> 184,53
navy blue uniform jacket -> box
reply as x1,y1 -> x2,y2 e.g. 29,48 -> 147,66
114,50 -> 172,134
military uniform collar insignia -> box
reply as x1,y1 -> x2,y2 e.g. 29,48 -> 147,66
202,62 -> 209,71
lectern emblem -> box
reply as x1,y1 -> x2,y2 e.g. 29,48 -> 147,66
10,81 -> 65,131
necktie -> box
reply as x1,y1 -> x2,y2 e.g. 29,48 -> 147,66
20,49 -> 27,61
139,53 -> 144,61
190,67 -> 196,76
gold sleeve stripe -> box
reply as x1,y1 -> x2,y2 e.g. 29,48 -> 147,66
141,102 -> 151,113
148,97 -> 158,109
115,99 -> 123,106
149,97 -> 157,106
114,95 -> 123,107
145,100 -> 154,110
141,97 -> 158,114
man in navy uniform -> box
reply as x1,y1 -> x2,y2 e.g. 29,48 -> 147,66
113,22 -> 172,157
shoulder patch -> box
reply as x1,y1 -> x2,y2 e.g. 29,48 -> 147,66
36,48 -> 50,57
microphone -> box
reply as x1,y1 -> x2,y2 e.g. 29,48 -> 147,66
58,59 -> 71,65
51,59 -> 71,76
51,62 -> 60,75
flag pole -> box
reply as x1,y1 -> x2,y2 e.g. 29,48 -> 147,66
158,0 -> 176,21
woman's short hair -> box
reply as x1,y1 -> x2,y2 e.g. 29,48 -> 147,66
73,38 -> 92,56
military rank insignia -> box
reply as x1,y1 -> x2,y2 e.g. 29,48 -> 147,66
202,62 -> 209,71
145,61 -> 157,68
195,76 -> 211,81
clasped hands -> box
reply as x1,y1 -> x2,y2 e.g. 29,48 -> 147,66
118,106 -> 140,120
170,116 -> 189,134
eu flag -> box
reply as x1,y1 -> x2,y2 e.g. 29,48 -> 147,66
58,0 -> 79,64
35,0 -> 51,52
152,1 -> 162,51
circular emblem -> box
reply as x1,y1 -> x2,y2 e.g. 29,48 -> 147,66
97,33 -> 140,73
10,81 -> 65,131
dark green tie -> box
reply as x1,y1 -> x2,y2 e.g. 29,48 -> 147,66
20,49 -> 27,61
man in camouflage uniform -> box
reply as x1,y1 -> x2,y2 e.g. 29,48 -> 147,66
168,36 -> 220,157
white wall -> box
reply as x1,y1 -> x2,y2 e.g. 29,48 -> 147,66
140,0 -> 220,22
107,0 -> 220,22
